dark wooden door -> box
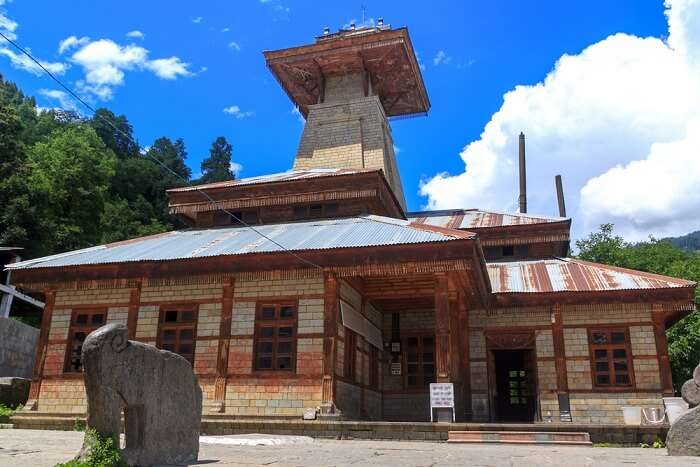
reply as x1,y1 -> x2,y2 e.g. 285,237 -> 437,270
494,350 -> 536,422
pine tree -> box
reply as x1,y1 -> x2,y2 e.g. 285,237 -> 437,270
199,136 -> 234,184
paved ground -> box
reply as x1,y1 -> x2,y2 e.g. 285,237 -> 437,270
2,429 -> 700,466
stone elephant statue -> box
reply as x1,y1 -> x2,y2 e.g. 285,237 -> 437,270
76,323 -> 202,466
667,363 -> 700,456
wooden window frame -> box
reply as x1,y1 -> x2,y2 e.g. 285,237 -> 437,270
156,304 -> 198,366
253,301 -> 298,374
588,327 -> 635,391
344,328 -> 357,381
402,333 -> 436,390
64,308 -> 108,373
292,203 -> 340,220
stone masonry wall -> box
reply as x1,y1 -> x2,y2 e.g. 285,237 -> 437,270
0,317 -> 39,379
36,277 -> 326,417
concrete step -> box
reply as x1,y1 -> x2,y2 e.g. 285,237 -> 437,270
448,430 -> 592,446
0,423 -> 13,429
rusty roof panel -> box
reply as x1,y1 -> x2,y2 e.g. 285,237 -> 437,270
488,258 -> 695,293
408,209 -> 568,229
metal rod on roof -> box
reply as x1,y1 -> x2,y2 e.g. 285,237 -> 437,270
518,132 -> 527,214
555,174 -> 567,218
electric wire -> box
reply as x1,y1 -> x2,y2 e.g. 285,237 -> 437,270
0,30 -> 323,270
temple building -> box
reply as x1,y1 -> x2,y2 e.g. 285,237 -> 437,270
6,24 -> 696,426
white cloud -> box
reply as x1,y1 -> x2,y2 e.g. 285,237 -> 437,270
38,88 -> 78,111
432,50 -> 452,66
420,0 -> 700,241
58,35 -> 90,54
67,38 -> 193,99
228,41 -> 241,51
415,51 -> 426,71
0,12 -> 17,39
221,27 -> 230,33
192,16 -> 203,24
230,161 -> 243,176
126,30 -> 145,40
0,47 -> 68,75
223,105 -> 254,119
393,145 -> 401,155
0,10 -> 68,74
146,57 -> 192,79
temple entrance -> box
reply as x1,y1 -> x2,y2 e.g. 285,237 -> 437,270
493,349 -> 536,422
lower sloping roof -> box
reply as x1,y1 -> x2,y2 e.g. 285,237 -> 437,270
7,216 -> 472,270
408,209 -> 568,229
487,258 -> 696,293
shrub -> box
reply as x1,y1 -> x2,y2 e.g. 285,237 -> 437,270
55,428 -> 126,467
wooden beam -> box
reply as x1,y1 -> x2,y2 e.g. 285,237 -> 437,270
551,303 -> 568,393
321,272 -> 340,413
434,273 -> 451,382
651,303 -> 675,395
458,297 -> 471,420
126,280 -> 142,340
26,290 -> 55,410
0,283 -> 44,310
213,278 -> 235,410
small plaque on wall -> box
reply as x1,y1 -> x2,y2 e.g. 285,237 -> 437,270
390,362 -> 402,376
391,341 -> 401,353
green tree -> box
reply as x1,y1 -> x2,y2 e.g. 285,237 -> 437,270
89,108 -> 140,159
28,124 -> 117,255
576,225 -> 700,391
199,136 -> 234,184
146,137 -> 191,181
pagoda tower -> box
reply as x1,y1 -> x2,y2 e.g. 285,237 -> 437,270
264,23 -> 430,210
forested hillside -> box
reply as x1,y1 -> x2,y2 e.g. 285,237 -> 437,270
577,224 -> 700,391
667,230 -> 700,252
0,75 -> 236,258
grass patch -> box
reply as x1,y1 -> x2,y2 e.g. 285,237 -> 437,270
55,428 -> 126,467
0,404 -> 22,423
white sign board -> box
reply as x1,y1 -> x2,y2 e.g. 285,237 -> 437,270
390,362 -> 401,376
429,383 -> 455,422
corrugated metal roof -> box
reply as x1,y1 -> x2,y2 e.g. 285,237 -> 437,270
168,168 -> 377,193
488,258 -> 695,293
408,209 -> 568,229
7,216 -> 467,270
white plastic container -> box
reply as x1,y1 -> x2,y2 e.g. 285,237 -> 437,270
622,406 -> 642,425
664,397 -> 689,424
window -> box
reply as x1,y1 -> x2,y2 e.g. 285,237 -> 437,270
217,210 -> 259,226
291,203 -> 340,220
254,302 -> 297,371
157,306 -> 197,365
502,245 -> 515,257
344,329 -> 357,380
404,334 -> 435,389
484,245 -> 530,260
589,328 -> 633,388
65,309 -> 107,372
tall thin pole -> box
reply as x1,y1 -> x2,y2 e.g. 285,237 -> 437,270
518,132 -> 527,214
555,174 -> 567,218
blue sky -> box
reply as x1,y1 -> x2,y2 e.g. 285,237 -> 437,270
4,0 -> 699,240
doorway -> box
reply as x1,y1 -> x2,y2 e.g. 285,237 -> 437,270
493,349 -> 536,422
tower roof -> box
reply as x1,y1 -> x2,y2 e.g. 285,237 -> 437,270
264,26 -> 430,118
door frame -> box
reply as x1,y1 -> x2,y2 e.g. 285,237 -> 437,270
484,330 -> 538,423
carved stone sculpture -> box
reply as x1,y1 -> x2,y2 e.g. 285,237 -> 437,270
76,323 -> 202,466
667,363 -> 700,456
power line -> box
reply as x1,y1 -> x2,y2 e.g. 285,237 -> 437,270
0,30 -> 323,271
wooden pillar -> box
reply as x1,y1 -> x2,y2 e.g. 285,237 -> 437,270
551,304 -> 568,393
457,297 -> 471,420
213,278 -> 234,410
26,290 -> 56,410
321,272 -> 340,413
126,280 -> 142,340
651,303 -> 674,395
434,273 -> 452,382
